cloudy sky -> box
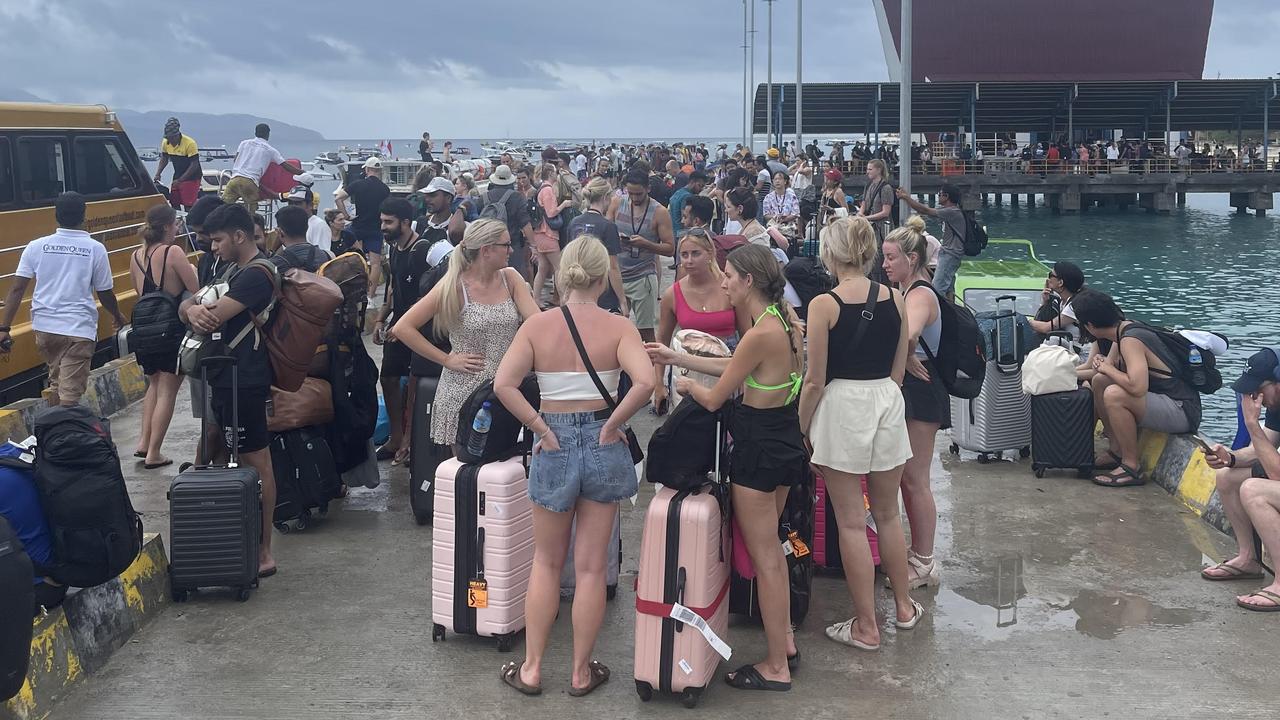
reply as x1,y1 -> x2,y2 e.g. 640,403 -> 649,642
0,0 -> 1275,139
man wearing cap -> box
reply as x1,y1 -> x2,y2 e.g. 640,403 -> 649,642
284,180 -> 330,253
482,164 -> 536,280
154,117 -> 202,209
336,157 -> 391,299
416,176 -> 465,254
1201,349 -> 1280,610
895,183 -> 967,298
766,147 -> 788,177
223,123 -> 302,214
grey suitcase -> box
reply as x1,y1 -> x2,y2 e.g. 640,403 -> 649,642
168,357 -> 261,603
560,508 -> 621,601
949,298 -> 1032,462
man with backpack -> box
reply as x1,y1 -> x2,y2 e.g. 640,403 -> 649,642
895,183 -> 968,298
0,192 -> 126,407
481,164 -> 536,281
272,205 -> 332,272
1071,291 -> 1202,489
0,441 -> 63,615
179,203 -> 280,578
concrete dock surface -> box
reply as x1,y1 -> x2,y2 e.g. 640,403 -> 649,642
51,370 -> 1279,719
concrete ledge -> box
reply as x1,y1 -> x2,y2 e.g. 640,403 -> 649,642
12,355 -> 147,441
2,533 -> 169,720
1139,430 -> 1227,533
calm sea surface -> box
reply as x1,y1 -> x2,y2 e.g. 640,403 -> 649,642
175,138 -> 1278,439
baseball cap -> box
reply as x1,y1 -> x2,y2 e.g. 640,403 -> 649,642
824,169 -> 844,183
420,177 -> 455,196
363,157 -> 382,169
1232,348 -> 1280,395
426,239 -> 454,268
286,186 -> 311,202
293,172 -> 315,187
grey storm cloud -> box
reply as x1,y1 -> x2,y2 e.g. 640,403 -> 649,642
0,0 -> 1274,138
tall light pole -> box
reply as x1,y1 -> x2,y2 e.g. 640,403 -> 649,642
742,0 -> 749,148
796,0 -> 803,151
898,0 -> 912,217
766,0 -> 774,153
749,0 -> 755,153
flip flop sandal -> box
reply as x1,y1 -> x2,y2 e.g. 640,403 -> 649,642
1093,450 -> 1122,472
787,651 -> 800,671
893,600 -> 926,630
143,459 -> 174,470
500,661 -> 543,696
1202,562 -> 1267,582
824,618 -> 880,651
1092,463 -> 1145,488
1236,589 -> 1280,612
133,451 -> 147,459
258,566 -> 277,579
567,660 -> 610,697
374,445 -> 397,462
724,664 -> 791,692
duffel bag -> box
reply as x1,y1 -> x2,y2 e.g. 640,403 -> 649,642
1022,343 -> 1079,395
267,377 -> 334,433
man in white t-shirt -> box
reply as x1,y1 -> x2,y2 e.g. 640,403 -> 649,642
285,187 -> 331,253
0,193 -> 125,406
222,123 -> 302,214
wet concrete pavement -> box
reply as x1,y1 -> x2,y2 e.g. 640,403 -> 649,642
53,365 -> 1280,719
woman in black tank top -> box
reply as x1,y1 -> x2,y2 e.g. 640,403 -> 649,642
798,217 -> 923,651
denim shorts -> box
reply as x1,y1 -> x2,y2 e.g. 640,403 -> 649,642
529,412 -> 638,512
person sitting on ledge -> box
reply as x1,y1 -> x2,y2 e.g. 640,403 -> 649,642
1072,291 -> 1201,488
1201,348 -> 1280,611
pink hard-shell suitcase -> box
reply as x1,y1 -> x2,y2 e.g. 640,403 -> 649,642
634,425 -> 730,709
431,456 -> 534,651
813,471 -> 880,572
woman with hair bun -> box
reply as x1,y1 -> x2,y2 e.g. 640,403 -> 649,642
491,235 -> 653,697
798,215 -> 922,652
647,243 -> 805,692
128,203 -> 199,469
881,219 -> 950,590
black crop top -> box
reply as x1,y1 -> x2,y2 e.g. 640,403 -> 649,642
824,286 -> 902,381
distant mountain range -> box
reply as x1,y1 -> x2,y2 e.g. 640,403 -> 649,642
0,88 -> 326,145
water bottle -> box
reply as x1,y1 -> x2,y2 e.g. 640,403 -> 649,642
1188,346 -> 1205,387
467,402 -> 492,458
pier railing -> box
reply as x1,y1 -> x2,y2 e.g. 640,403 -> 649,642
829,157 -> 1276,179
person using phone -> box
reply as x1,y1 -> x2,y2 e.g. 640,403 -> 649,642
1200,348 -> 1280,612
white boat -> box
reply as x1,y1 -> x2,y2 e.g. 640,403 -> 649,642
200,146 -> 234,162
138,147 -> 160,162
314,151 -> 343,164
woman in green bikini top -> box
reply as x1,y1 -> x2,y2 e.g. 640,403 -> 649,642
645,244 -> 806,693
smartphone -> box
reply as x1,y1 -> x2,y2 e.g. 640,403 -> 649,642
1190,435 -> 1214,453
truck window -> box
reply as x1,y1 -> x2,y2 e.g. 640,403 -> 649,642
17,136 -> 67,204
74,136 -> 139,197
0,139 -> 13,207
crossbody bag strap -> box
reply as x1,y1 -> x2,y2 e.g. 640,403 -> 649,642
560,305 -> 617,410
850,281 -> 879,349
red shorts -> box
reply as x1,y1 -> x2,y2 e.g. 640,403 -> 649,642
171,179 -> 200,207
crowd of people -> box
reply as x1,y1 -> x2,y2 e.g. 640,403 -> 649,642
1,119 -> 1277,701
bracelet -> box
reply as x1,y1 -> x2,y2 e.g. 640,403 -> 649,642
1228,452 -> 1237,468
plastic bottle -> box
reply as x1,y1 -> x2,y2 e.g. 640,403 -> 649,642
1188,346 -> 1205,386
467,402 -> 492,458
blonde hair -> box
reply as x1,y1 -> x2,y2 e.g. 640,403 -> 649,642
867,158 -> 891,182
820,216 -> 877,274
538,163 -> 559,182
557,235 -> 610,294
583,177 -> 611,205
433,218 -> 508,340
884,220 -> 930,274
679,228 -> 723,279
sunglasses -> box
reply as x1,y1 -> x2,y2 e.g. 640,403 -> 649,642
1047,272 -> 1058,279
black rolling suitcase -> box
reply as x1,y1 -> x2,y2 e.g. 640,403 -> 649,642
169,357 -> 262,603
1,517 -> 34,702
1030,387 -> 1095,479
409,376 -> 449,525
729,467 -> 815,627
269,426 -> 342,533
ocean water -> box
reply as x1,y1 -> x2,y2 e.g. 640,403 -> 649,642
177,139 -> 1278,439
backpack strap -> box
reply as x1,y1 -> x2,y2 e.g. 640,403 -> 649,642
225,259 -> 280,350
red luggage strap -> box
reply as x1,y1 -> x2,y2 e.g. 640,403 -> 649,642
634,577 -> 730,621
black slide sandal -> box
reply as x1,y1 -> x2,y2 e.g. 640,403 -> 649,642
725,664 -> 791,692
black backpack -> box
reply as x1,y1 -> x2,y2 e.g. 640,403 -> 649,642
646,399 -> 724,490
556,206 -> 582,248
912,281 -> 986,399
408,261 -> 452,378
962,210 -> 989,256
1121,322 -> 1226,395
0,407 -> 143,588
526,189 -> 547,229
129,248 -> 186,350
1,516 -> 34,701
783,257 -> 835,321
454,375 -> 539,463
325,338 -> 380,473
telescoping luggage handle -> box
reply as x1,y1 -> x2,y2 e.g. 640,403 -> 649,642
199,355 -> 240,469
993,294 -> 1020,373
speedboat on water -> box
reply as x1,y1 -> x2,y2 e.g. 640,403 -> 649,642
315,151 -> 343,164
200,146 -> 234,162
138,147 -> 160,162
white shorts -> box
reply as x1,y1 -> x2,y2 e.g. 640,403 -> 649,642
810,377 -> 912,474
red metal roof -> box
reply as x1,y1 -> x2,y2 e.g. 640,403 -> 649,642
878,0 -> 1213,82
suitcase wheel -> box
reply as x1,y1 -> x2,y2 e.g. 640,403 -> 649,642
680,687 -> 703,709
977,453 -> 990,464
432,623 -> 445,643
1034,465 -> 1046,479
275,513 -> 310,534
495,634 -> 514,653
948,443 -> 959,456
1019,446 -> 1031,459
635,681 -> 653,702
236,588 -> 252,602
172,589 -> 189,603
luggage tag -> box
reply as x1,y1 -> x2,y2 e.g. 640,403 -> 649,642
669,602 -> 732,661
467,579 -> 489,609
788,531 -> 811,558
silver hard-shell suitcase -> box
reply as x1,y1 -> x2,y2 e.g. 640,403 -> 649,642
949,298 -> 1032,461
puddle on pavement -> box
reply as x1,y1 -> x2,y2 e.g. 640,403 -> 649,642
341,482 -> 390,512
939,554 -> 1204,641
